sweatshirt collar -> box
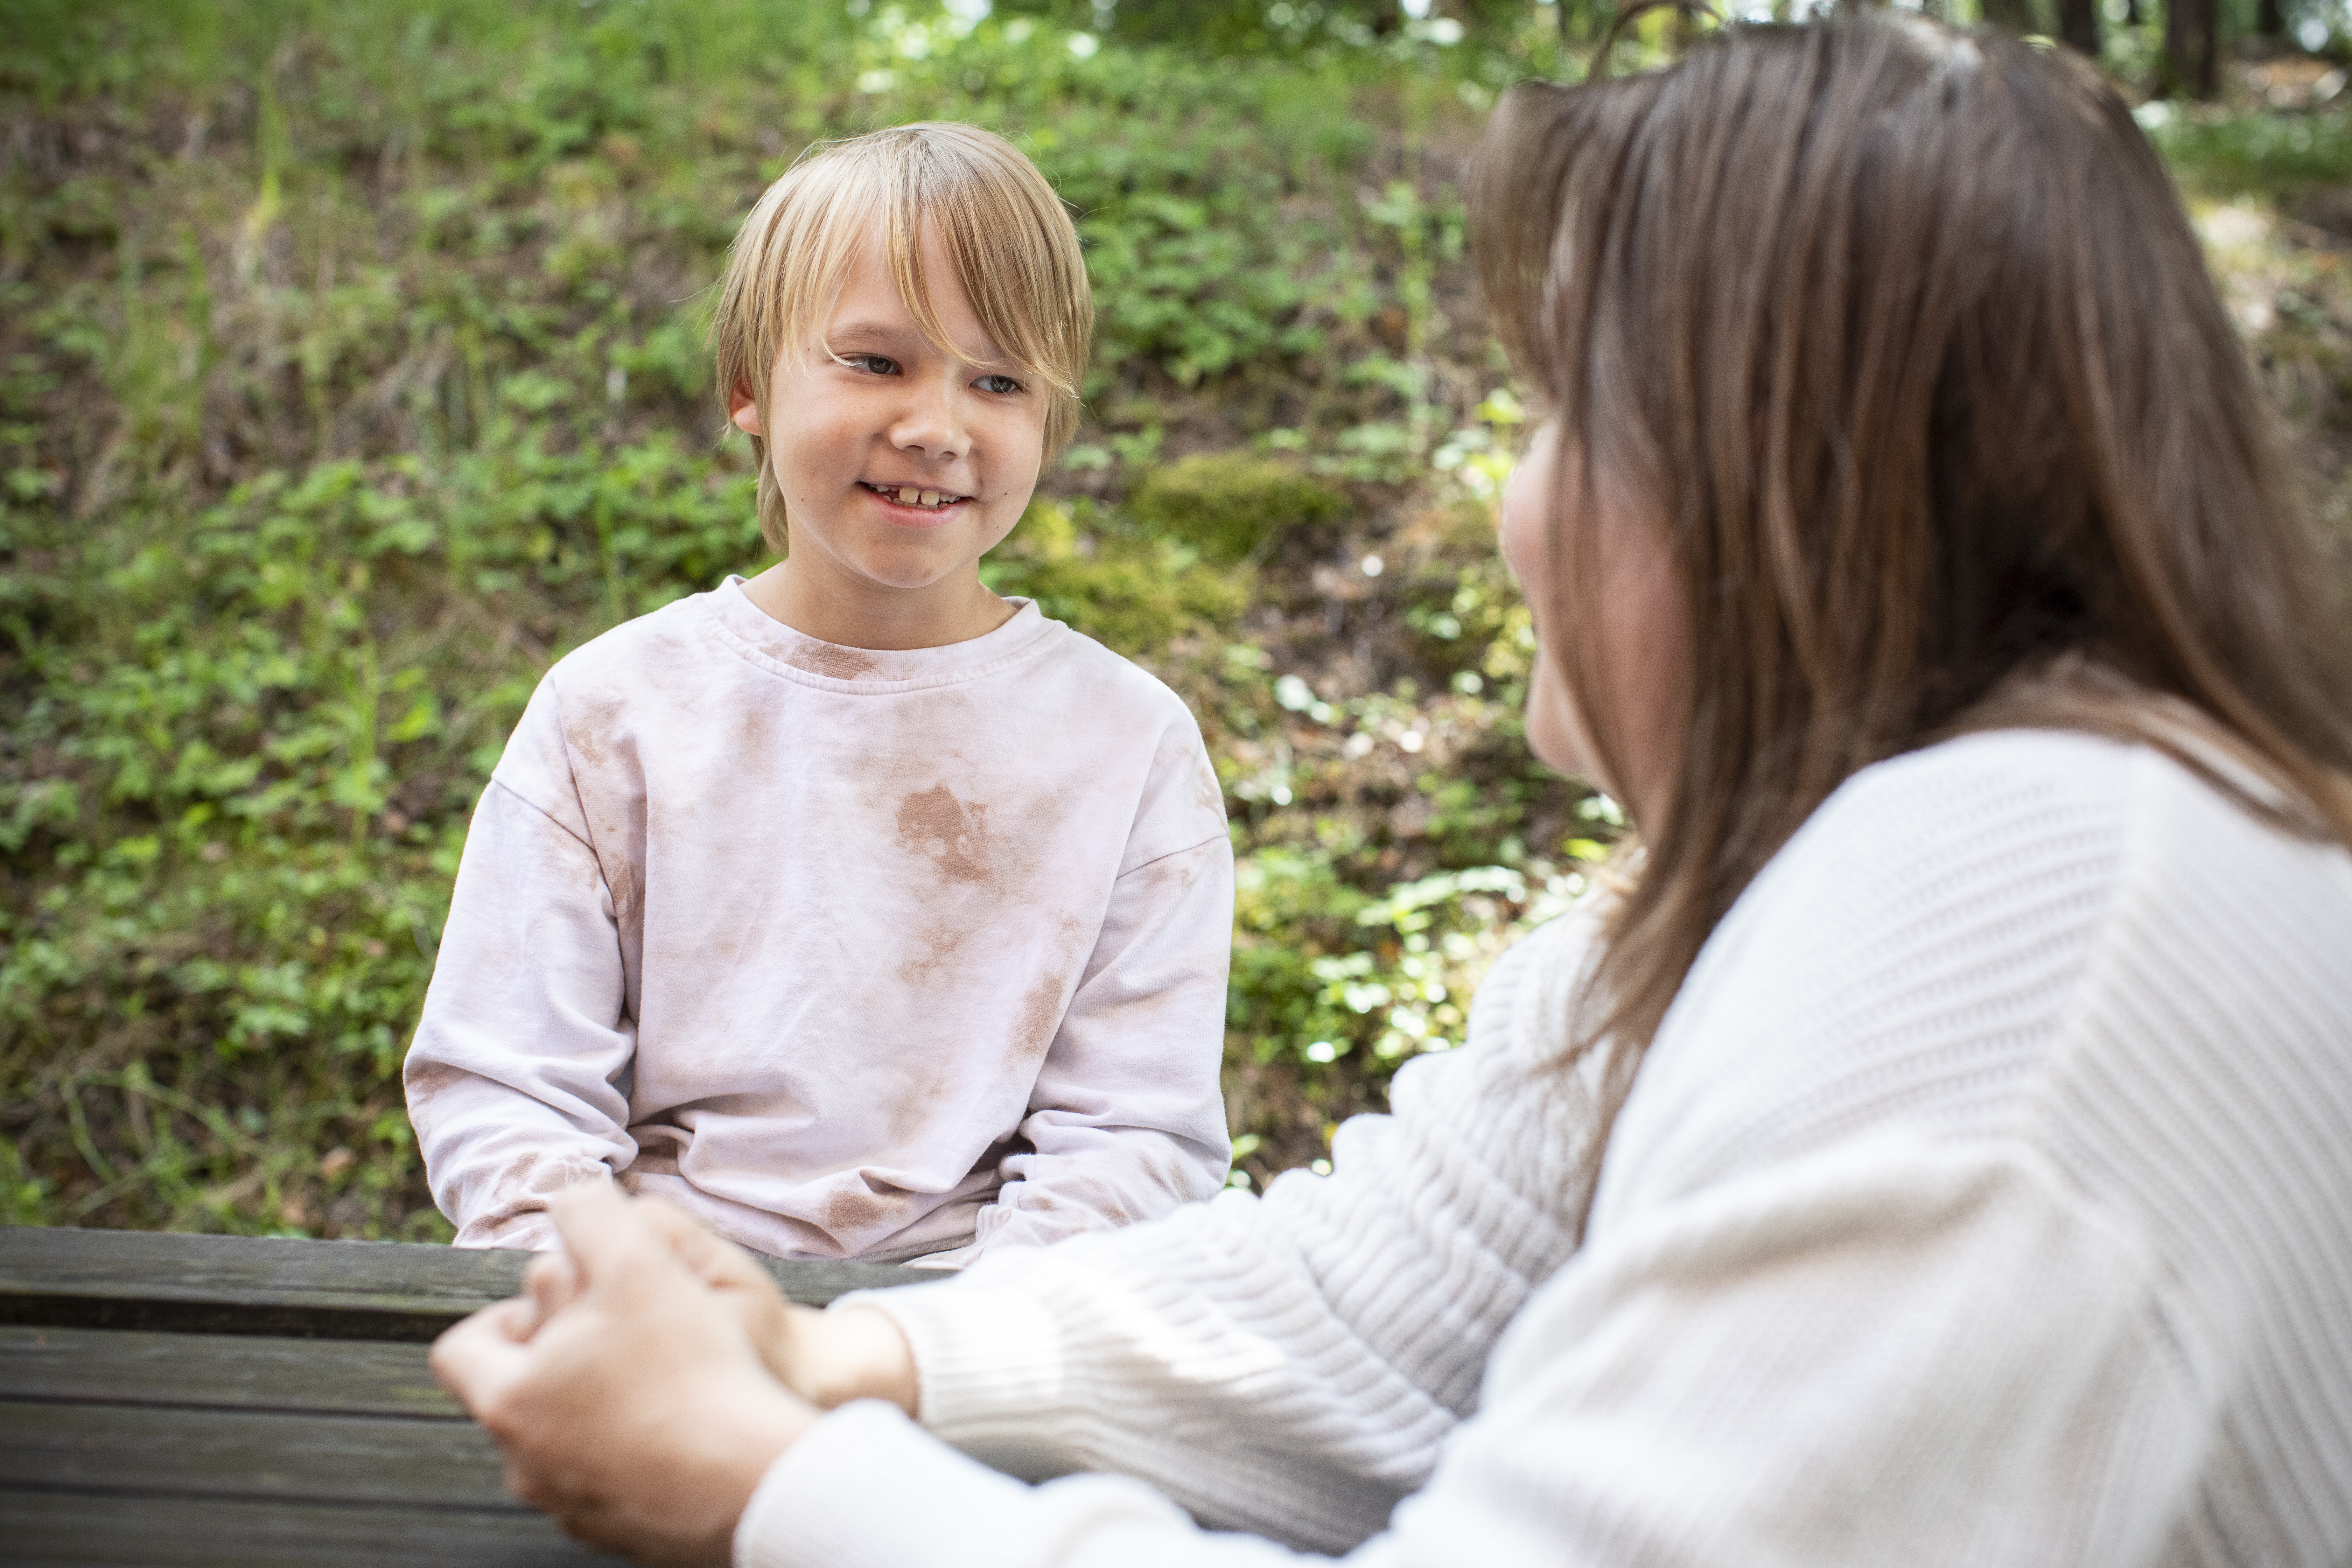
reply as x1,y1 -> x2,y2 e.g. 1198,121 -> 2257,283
705,575 -> 1060,691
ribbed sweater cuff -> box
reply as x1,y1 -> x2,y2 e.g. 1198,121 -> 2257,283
734,1400 -> 1036,1568
834,1279 -> 1075,1470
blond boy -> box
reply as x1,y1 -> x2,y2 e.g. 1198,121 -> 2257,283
403,124 -> 1234,1264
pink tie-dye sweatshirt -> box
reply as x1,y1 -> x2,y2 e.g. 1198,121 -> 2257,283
404,578 -> 1234,1264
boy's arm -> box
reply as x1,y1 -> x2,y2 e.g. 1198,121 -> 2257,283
970,797 -> 1238,1257
406,684 -> 639,1250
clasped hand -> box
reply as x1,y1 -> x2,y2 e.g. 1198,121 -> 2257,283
428,1183 -> 919,1567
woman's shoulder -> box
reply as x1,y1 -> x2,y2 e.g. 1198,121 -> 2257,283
1759,727 -> 2350,940
1798,726 -> 2162,867
1712,723 -> 2352,1036
1600,729 -> 2352,1215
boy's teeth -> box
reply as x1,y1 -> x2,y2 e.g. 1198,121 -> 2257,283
872,483 -> 957,508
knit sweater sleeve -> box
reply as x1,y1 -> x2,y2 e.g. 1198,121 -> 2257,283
810,908 -> 1606,1550
737,1140 -> 2198,1568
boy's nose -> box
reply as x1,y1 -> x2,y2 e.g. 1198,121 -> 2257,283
889,379 -> 967,462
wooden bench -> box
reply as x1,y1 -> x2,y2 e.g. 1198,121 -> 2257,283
0,1226 -> 937,1567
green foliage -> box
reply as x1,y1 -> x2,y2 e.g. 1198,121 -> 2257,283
1127,454 -> 1346,564
9,0 -> 2339,1228
0,426 -> 766,1237
2139,100 -> 2352,194
1229,853 -> 1585,1071
1,0 -> 1591,1232
980,497 -> 1253,651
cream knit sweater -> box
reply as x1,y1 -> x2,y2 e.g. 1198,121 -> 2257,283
406,580 -> 1234,1263
738,729 -> 2352,1567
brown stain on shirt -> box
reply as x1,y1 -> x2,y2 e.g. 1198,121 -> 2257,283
603,857 -> 640,926
1194,757 -> 1227,821
1007,913 -> 1090,1068
884,1064 -> 953,1148
899,921 -> 969,984
499,1151 -> 541,1193
896,784 -> 993,885
789,643 -> 880,680
1149,848 -> 1203,895
1012,972 -> 1065,1063
739,700 -> 775,757
561,691 -> 625,774
818,1178 -> 901,1240
405,1061 -> 468,1117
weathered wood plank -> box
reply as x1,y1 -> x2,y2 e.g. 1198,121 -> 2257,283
0,1489 -> 623,1567
0,1398 -> 517,1508
0,1325 -> 462,1418
0,1228 -> 528,1340
0,1226 -> 937,1340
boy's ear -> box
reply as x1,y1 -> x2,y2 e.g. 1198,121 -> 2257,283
728,384 -> 762,437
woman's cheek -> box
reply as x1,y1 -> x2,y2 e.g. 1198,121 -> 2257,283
1523,653 -> 1592,779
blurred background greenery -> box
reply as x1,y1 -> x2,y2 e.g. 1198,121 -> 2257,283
2,0 -> 2346,1241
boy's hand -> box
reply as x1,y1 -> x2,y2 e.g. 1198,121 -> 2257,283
520,1195 -> 921,1419
431,1184 -> 814,1566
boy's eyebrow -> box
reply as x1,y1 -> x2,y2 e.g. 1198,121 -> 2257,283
825,318 -> 1016,370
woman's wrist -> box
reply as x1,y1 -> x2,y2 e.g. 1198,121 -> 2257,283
780,1303 -> 920,1418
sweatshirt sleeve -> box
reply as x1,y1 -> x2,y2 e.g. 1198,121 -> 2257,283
738,1144 -> 2201,1568
404,678 -> 638,1250
963,831 -> 1236,1258
832,913 -> 1605,1549
950,722 -> 1238,1262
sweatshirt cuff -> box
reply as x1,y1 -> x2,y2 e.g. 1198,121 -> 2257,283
832,1276 -> 1074,1475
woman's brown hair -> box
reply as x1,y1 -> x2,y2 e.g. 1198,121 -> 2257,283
1470,17 -> 2352,1150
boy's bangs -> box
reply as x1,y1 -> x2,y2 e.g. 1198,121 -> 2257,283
773,128 -> 1089,410
883,161 -> 1087,405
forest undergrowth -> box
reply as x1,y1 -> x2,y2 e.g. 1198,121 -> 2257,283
3,0 -> 2347,1241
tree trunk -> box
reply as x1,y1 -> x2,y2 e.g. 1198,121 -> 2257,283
1980,0 -> 2032,33
2256,0 -> 2285,37
2164,0 -> 2219,99
2059,0 -> 2099,52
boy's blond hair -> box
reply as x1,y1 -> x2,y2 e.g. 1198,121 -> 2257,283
712,122 -> 1093,555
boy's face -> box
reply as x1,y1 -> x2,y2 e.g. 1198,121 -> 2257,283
731,230 -> 1046,610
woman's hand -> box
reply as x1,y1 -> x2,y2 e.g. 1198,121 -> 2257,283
518,1195 -> 921,1418
430,1184 -> 816,1566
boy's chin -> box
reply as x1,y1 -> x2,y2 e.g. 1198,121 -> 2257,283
842,549 -> 992,595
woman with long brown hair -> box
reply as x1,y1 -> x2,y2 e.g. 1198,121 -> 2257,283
432,16 -> 2352,1567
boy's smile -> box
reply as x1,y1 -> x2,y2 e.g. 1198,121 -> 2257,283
730,228 -> 1045,650
857,480 -> 972,516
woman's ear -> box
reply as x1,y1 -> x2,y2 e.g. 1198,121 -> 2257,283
728,385 -> 762,437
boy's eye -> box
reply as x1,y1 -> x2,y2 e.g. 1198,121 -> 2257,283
974,373 -> 1024,396
845,354 -> 899,376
